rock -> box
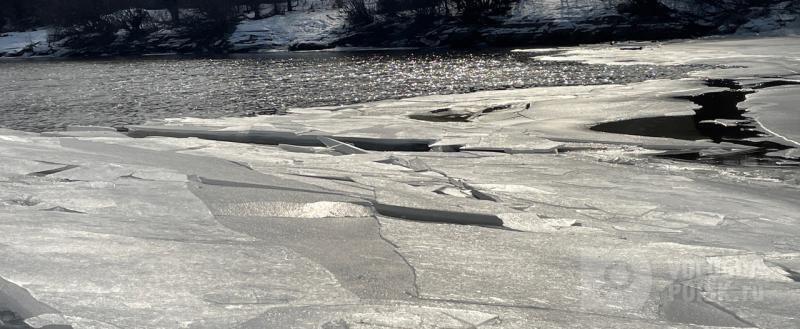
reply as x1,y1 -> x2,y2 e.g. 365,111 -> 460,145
772,1 -> 793,10
736,18 -> 780,33
288,41 -> 331,51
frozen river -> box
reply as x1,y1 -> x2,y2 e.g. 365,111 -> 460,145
0,49 -> 699,131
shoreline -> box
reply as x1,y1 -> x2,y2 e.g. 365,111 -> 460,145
2,0 -> 798,59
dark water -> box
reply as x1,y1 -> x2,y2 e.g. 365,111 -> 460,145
0,50 -> 700,131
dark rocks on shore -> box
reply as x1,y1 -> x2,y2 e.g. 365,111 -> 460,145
288,41 -> 332,51
331,1 -> 800,49
333,16 -> 703,49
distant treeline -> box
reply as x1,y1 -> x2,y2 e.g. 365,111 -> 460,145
3,0 -> 787,33
0,0 -> 521,31
340,0 -> 519,24
0,0 -> 297,31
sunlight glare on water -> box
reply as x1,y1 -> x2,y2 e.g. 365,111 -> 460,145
0,50 -> 699,131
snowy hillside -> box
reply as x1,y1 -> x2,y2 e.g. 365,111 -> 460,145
230,10 -> 344,51
1,0 -> 798,56
511,0 -> 618,19
0,29 -> 49,57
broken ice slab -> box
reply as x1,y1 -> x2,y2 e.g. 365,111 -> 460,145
39,126 -> 128,138
212,201 -> 374,219
652,149 -> 702,159
355,176 -> 578,232
127,124 -> 436,151
317,136 -> 369,155
0,277 -> 64,323
41,130 -> 129,138
699,146 -> 766,159
766,148 -> 800,160
408,108 -> 473,122
354,176 -> 510,227
377,215 -> 797,324
653,142 -> 769,161
375,155 -> 433,172
430,135 -> 563,154
238,303 -> 499,328
676,259 -> 800,328
0,158 -> 72,177
65,126 -> 119,132
127,124 -> 323,146
499,213 -> 577,232
698,119 -> 753,128
459,134 -> 563,154
277,143 -> 340,155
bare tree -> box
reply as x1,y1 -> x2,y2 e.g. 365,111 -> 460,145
164,0 -> 180,24
343,0 -> 373,25
109,8 -> 153,38
242,0 -> 263,18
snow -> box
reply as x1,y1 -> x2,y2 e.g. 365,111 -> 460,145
511,0 -> 619,20
229,9 -> 344,51
2,0 -> 796,56
4,83 -> 800,325
0,29 -> 49,56
3,23 -> 800,329
128,78 -> 727,153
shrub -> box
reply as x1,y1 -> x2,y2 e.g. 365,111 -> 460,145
617,0 -> 672,17
49,19 -> 116,50
194,0 -> 236,23
376,0 -> 402,16
406,0 -> 442,18
106,8 -> 155,39
343,0 -> 373,25
453,0 -> 516,22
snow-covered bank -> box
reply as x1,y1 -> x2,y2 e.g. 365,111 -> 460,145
230,9 -> 344,51
328,0 -> 800,49
3,0 -> 797,57
2,35 -> 800,328
0,29 -> 50,57
229,0 -> 799,51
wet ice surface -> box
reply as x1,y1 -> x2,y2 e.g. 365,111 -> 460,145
2,37 -> 800,329
0,49 -> 699,132
2,120 -> 800,328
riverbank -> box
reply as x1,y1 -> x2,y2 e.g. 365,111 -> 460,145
2,0 -> 798,58
333,0 -> 800,49
1,36 -> 799,328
